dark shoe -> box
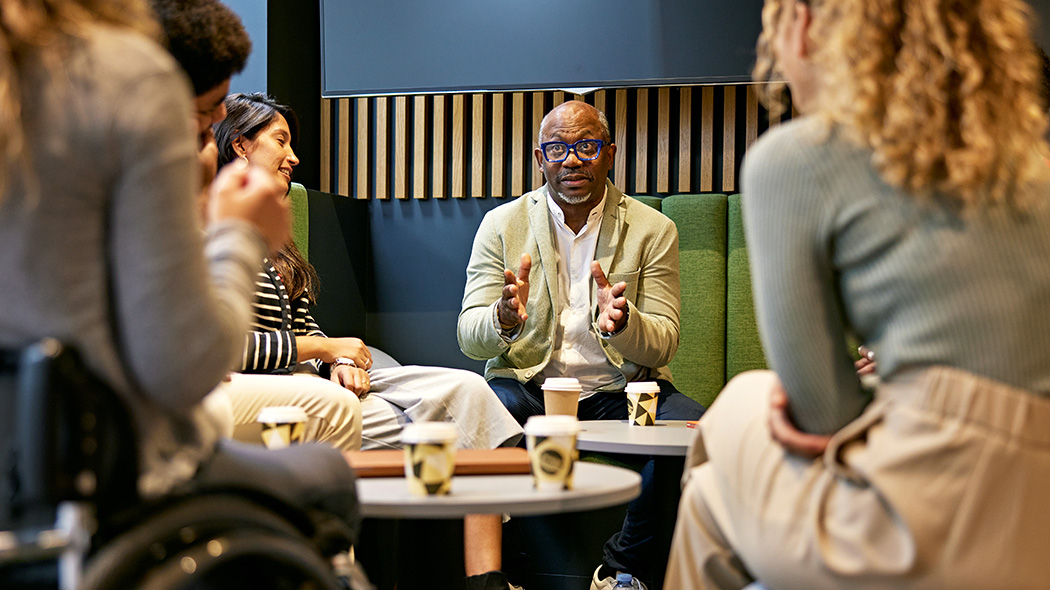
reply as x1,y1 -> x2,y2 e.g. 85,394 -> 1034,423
465,570 -> 523,590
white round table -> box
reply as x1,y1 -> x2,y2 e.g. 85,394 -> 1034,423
576,419 -> 697,456
355,461 -> 641,519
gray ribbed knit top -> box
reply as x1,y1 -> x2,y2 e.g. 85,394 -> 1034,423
742,117 -> 1050,434
0,26 -> 263,494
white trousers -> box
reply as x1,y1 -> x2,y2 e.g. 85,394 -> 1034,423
665,368 -> 1050,590
210,348 -> 522,453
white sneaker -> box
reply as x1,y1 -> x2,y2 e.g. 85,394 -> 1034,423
589,566 -> 648,590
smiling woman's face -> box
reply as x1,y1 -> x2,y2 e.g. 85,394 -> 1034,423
236,113 -> 299,191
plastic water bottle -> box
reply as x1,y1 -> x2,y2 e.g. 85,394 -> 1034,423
613,572 -> 640,589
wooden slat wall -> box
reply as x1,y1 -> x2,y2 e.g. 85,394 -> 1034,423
323,84 -> 786,200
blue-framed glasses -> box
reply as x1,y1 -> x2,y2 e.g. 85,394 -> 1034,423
539,139 -> 605,163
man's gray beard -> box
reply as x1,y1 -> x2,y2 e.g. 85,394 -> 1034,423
553,188 -> 590,205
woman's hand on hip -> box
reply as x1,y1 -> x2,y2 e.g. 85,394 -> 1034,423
769,380 -> 832,459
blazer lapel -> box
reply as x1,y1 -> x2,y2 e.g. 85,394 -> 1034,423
593,181 -> 626,307
528,187 -> 560,306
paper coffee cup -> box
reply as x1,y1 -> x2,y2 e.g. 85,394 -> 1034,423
400,422 -> 458,496
257,406 -> 308,449
524,415 -> 580,491
541,377 -> 582,416
625,381 -> 660,426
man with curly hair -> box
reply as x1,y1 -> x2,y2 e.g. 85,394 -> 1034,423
151,0 -> 251,200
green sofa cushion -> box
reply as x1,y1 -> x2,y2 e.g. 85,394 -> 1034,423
662,194 -> 728,408
289,182 -> 310,260
726,194 -> 767,381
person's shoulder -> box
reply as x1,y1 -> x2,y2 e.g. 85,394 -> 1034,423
81,24 -> 184,83
483,187 -> 543,222
742,117 -> 865,197
744,117 -> 829,172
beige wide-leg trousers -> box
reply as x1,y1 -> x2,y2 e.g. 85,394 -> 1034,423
666,368 -> 1050,590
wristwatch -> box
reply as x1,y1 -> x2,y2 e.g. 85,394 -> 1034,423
333,357 -> 357,367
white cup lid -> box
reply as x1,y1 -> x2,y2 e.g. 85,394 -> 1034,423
541,377 -> 582,392
625,381 -> 661,394
400,421 -> 458,444
257,405 -> 308,423
524,414 -> 581,436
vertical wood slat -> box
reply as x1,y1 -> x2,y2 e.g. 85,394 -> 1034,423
553,91 -> 565,105
320,98 -> 331,193
394,96 -> 408,199
722,86 -> 737,192
491,94 -> 505,197
452,94 -> 465,198
352,98 -> 365,199
656,87 -> 670,193
700,87 -> 714,192
593,90 -> 606,117
413,96 -> 427,199
634,88 -> 649,194
745,85 -> 759,150
375,97 -> 388,199
614,89 -> 628,190
511,93 -> 524,196
432,95 -> 446,199
472,94 -> 486,198
531,92 -> 544,189
678,88 -> 692,193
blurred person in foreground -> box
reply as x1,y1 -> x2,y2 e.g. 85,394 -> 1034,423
665,0 -> 1050,588
0,0 -> 358,562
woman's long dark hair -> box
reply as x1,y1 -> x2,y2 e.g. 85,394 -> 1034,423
214,92 -> 317,304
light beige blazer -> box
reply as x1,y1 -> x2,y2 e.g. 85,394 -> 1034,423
458,180 -> 680,389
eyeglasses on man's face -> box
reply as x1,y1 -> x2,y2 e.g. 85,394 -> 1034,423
539,139 -> 605,163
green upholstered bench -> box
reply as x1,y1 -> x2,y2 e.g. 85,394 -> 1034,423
636,193 -> 767,408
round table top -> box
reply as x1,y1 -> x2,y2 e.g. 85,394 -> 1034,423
355,461 -> 641,519
575,419 -> 697,456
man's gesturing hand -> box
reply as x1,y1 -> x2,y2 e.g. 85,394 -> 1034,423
593,261 -> 628,334
498,253 -> 531,330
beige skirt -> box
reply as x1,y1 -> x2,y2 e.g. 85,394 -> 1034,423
666,368 -> 1050,590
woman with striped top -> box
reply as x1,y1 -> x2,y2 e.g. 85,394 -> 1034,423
213,93 -> 523,454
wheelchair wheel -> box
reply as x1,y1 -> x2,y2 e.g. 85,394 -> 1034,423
138,529 -> 341,590
82,494 -> 338,590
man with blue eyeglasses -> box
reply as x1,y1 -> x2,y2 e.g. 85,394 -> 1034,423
459,100 -> 705,590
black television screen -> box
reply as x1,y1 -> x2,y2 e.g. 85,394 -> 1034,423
320,0 -> 766,97
320,0 -> 1050,98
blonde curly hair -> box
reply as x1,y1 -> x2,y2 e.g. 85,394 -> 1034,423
0,0 -> 160,201
754,0 -> 1050,210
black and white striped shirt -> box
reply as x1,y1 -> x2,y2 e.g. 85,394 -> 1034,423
239,260 -> 325,374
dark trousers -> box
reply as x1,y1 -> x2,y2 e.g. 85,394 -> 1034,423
487,378 -> 705,578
